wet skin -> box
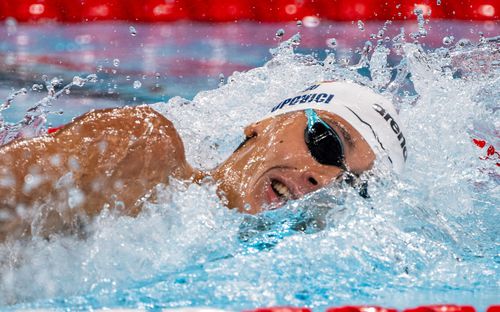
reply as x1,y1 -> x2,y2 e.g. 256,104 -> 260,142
211,110 -> 375,214
0,106 -> 374,241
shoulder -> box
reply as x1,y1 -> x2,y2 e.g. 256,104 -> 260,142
51,105 -> 180,143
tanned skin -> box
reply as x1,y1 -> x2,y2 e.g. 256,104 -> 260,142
0,106 -> 202,241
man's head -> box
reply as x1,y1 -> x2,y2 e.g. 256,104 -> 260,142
212,81 -> 406,214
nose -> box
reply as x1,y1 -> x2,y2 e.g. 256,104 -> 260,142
298,168 -> 341,195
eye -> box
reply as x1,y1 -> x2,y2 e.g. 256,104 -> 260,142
234,133 -> 256,152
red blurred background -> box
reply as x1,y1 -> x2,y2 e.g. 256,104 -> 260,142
0,0 -> 498,23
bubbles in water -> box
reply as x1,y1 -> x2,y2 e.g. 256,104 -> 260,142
326,38 -> 337,49
442,36 -> 454,45
275,28 -> 285,38
357,20 -> 365,31
129,26 -> 137,36
113,59 -> 120,67
133,80 -> 142,89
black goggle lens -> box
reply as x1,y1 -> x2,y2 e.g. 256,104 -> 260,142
304,121 -> 345,168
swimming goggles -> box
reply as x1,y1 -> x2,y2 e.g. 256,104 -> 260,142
304,109 -> 369,198
304,109 -> 345,169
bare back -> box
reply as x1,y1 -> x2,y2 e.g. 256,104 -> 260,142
0,106 -> 198,241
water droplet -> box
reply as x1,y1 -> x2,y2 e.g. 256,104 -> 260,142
290,33 -> 301,45
113,59 -> 120,67
50,77 -> 62,87
302,16 -> 320,28
326,38 -> 337,49
72,76 -> 85,87
275,28 -> 285,38
5,17 -> 17,27
357,20 -> 365,31
442,36 -> 454,45
129,26 -> 137,36
86,74 -> 98,83
296,20 -> 303,27
340,58 -> 350,66
65,89 -> 71,95
31,84 -> 43,91
126,75 -> 131,81
395,4 -> 401,8
96,65 -> 103,72
456,38 -> 472,49
218,73 -> 225,87
478,32 -> 487,44
155,72 -> 161,79
133,80 -> 142,89
436,0 -> 441,5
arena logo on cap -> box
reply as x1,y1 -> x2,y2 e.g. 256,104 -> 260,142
372,103 -> 408,160
271,93 -> 335,113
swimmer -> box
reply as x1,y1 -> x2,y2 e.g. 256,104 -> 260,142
0,81 -> 406,241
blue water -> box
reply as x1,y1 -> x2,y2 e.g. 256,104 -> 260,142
0,20 -> 499,311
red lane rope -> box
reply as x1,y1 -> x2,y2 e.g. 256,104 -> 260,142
244,306 -> 500,312
0,0 -> 498,23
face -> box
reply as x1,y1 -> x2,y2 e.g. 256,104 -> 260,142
211,110 -> 376,214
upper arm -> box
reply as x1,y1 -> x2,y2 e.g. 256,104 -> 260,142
0,106 -> 193,240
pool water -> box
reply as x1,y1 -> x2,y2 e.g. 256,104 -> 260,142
0,19 -> 499,311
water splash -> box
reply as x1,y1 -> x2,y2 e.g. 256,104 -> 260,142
1,22 -> 499,311
0,74 -> 98,146
357,20 -> 365,32
129,26 -> 137,36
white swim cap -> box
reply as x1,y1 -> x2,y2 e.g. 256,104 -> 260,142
265,81 -> 407,173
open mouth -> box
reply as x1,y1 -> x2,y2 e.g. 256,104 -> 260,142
270,179 -> 293,201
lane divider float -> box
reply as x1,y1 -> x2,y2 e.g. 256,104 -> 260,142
0,0 -> 497,23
